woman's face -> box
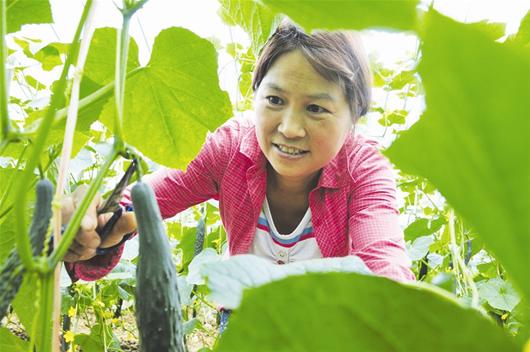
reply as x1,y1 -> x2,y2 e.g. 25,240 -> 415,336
254,49 -> 354,188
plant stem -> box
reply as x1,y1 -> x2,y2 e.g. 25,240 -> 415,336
48,147 -> 119,268
448,209 -> 479,307
51,2 -> 97,351
54,0 -> 97,246
124,0 -> 150,15
113,0 -> 149,143
114,14 -> 131,145
13,0 -> 93,271
0,0 -> 9,140
36,271 -> 56,352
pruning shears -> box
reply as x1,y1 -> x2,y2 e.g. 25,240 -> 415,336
95,160 -> 137,251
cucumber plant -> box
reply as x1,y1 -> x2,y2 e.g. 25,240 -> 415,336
0,0 -> 175,350
0,179 -> 53,320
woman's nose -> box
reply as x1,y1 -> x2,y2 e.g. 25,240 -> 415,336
278,109 -> 306,139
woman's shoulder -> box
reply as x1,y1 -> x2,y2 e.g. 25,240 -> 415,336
342,133 -> 394,185
205,113 -> 254,146
214,112 -> 255,135
201,113 -> 257,162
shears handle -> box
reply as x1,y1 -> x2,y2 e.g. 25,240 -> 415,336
95,207 -> 123,255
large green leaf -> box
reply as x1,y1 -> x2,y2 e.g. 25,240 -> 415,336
218,0 -> 281,55
7,0 -> 52,33
100,27 -> 232,169
197,254 -> 371,309
83,27 -> 140,86
67,28 -> 142,132
385,11 -> 530,300
404,216 -> 446,241
260,0 -> 419,31
0,327 -> 29,351
477,278 -> 521,312
218,273 -> 520,351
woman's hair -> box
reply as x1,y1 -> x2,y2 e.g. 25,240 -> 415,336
252,20 -> 372,121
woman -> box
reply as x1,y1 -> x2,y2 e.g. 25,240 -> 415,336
62,21 -> 415,284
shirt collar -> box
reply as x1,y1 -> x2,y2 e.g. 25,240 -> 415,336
240,127 -> 352,189
240,127 -> 266,168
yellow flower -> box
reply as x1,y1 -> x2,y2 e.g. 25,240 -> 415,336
103,311 -> 113,319
63,330 -> 74,343
67,307 -> 76,318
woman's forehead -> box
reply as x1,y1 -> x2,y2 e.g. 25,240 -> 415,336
261,52 -> 345,101
262,82 -> 338,103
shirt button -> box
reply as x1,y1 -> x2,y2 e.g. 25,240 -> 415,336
279,250 -> 286,257
276,260 -> 285,265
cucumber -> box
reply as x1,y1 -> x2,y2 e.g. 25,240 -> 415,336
0,179 -> 54,320
132,181 -> 185,352
193,216 -> 206,258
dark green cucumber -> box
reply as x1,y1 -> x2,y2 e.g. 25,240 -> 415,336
132,181 -> 185,352
193,216 -> 206,258
0,179 -> 54,320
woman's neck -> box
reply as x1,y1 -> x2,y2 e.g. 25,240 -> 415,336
266,163 -> 320,196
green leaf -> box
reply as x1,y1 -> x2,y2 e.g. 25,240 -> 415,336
7,0 -> 52,33
99,27 -> 232,169
176,225 -> 200,273
378,109 -> 408,127
34,43 -> 65,71
260,0 -> 419,31
476,261 -> 498,279
384,11 -> 530,300
404,216 -> 446,241
0,327 -> 29,351
24,74 -> 46,89
406,235 -> 434,261
83,28 -> 140,86
187,248 -> 221,285
218,0 -> 281,55
218,273 -> 519,351
389,69 -> 417,90
478,278 -> 521,312
467,20 -> 506,41
430,271 -> 457,293
183,318 -> 203,335
0,216 -> 17,264
201,255 -> 372,309
76,324 -> 120,352
12,273 -> 42,349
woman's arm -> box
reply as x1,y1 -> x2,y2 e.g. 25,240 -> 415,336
65,118 -> 240,281
348,142 -> 415,282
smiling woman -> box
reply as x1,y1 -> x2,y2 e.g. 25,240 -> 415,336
63,18 -> 415,330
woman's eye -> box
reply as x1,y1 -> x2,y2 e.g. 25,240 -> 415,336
266,96 -> 283,105
307,104 -> 328,114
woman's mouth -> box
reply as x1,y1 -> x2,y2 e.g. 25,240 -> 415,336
273,143 -> 309,158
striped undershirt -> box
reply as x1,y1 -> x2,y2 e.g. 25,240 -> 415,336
249,198 -> 322,264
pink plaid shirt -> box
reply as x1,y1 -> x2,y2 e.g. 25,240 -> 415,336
67,116 -> 415,282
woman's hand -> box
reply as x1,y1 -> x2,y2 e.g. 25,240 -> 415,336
61,185 -> 137,263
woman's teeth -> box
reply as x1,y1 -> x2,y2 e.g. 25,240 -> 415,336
276,144 -> 306,155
